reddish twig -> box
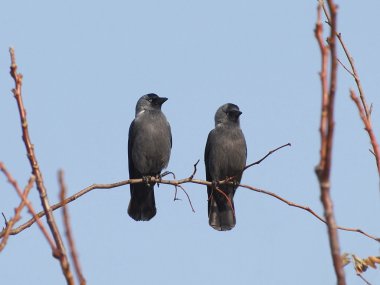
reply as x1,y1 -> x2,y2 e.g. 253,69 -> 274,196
0,162 -> 56,250
315,2 -> 347,284
238,183 -> 379,242
9,48 -> 73,285
215,186 -> 235,218
0,174 -> 35,252
350,90 -> 380,175
315,3 -> 329,168
2,176 -> 378,243
59,170 -> 86,285
322,0 -> 379,176
321,1 -> 370,118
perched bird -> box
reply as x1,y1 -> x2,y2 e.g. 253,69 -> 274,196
128,93 -> 172,221
204,103 -> 247,231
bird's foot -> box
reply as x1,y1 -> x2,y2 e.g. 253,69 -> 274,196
224,176 -> 239,186
142,175 -> 151,187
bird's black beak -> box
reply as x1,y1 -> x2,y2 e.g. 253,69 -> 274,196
154,97 -> 168,105
231,110 -> 242,117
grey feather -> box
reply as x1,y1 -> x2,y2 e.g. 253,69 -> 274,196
204,103 -> 247,231
128,93 -> 172,221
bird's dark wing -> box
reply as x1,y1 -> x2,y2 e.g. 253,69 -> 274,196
204,130 -> 214,192
128,120 -> 137,179
204,130 -> 217,222
168,123 -> 172,149
127,118 -> 156,221
205,128 -> 237,231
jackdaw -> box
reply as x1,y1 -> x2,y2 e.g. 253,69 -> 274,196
128,93 -> 172,221
204,103 -> 247,231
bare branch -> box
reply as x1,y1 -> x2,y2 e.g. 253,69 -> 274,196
2,213 -> 8,227
9,48 -> 73,285
321,0 -> 370,119
189,159 -> 200,180
238,183 -> 379,242
243,143 -> 291,171
350,90 -> 380,175
315,3 -> 329,170
2,176 -> 378,243
357,274 -> 372,285
59,170 -> 86,285
176,184 -> 195,213
0,162 -> 55,249
0,175 -> 35,252
337,58 -> 355,77
315,2 -> 347,284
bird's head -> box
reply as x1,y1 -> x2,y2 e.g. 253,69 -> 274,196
215,103 -> 242,126
135,93 -> 168,116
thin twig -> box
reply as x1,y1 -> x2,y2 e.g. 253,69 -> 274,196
215,186 -> 235,218
321,0 -> 370,118
0,162 -> 55,249
9,48 -> 73,285
223,142 -> 291,184
172,160 -> 198,210
176,184 -> 195,213
2,176 -> 378,243
337,58 -> 355,77
323,0 -> 380,177
350,90 -> 380,175
243,143 -> 291,171
189,160 -> 200,180
357,274 -> 372,285
238,183 -> 379,242
2,213 -> 8,227
0,175 -> 35,252
59,170 -> 86,285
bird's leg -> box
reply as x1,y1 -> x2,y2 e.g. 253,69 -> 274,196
224,175 -> 239,187
208,180 -> 218,201
231,179 -> 239,187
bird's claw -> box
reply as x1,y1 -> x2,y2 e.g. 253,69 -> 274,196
142,176 -> 151,187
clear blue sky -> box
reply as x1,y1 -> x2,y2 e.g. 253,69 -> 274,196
1,1 -> 379,284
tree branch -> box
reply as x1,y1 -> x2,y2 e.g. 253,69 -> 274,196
321,0 -> 370,118
0,174 -> 35,252
350,90 -> 380,176
2,176 -> 378,243
243,143 -> 291,171
9,48 -> 73,285
0,162 -> 55,249
315,2 -> 347,284
59,170 -> 86,285
238,184 -> 379,242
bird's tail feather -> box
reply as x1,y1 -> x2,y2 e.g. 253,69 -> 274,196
208,192 -> 236,231
128,183 -> 156,221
